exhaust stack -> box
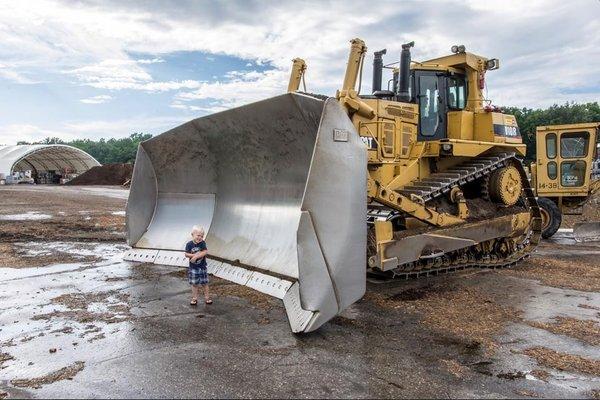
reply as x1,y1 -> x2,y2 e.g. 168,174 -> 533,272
398,41 -> 414,102
372,49 -> 386,93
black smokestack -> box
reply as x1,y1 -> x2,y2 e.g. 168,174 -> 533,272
398,41 -> 414,102
372,49 -> 386,93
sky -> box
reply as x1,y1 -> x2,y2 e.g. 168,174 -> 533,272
0,0 -> 598,145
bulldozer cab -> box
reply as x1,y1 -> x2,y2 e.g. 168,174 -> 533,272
410,70 -> 467,141
384,45 -> 519,147
535,123 -> 600,197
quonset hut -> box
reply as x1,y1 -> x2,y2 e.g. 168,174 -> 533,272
0,145 -> 100,184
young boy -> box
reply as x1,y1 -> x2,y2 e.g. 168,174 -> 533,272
184,226 -> 212,305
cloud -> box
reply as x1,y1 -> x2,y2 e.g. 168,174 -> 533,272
0,115 -> 189,144
136,57 -> 165,64
0,0 -> 598,147
175,69 -> 287,110
169,101 -> 203,112
80,94 -> 113,104
0,124 -> 69,145
61,115 -> 187,138
66,59 -> 152,86
0,63 -> 40,84
64,59 -> 205,91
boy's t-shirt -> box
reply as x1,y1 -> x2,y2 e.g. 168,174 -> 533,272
185,240 -> 207,268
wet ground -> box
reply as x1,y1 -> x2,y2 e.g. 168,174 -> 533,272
1,186 -> 599,398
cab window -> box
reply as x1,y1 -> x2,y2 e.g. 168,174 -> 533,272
545,133 -> 557,159
547,161 -> 557,179
561,160 -> 586,187
560,131 -> 589,158
418,75 -> 439,137
447,75 -> 466,110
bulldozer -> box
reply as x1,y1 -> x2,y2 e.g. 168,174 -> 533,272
124,38 -> 541,333
531,122 -> 600,240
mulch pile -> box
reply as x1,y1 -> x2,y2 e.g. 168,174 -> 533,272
67,163 -> 133,186
523,347 -> 600,376
364,283 -> 520,353
527,316 -> 600,346
504,257 -> 600,292
11,361 -> 85,389
562,188 -> 600,227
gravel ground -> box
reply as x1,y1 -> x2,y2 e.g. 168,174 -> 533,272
0,185 -> 599,398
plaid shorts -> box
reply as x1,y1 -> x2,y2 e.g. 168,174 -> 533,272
188,265 -> 209,285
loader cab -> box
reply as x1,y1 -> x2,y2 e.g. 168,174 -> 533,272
535,123 -> 600,196
411,69 -> 467,142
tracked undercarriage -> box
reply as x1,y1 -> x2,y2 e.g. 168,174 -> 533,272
367,154 -> 542,278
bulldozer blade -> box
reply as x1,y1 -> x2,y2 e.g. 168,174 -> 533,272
124,93 -> 367,333
573,222 -> 600,242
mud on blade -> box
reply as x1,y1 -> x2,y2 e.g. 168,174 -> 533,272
124,93 -> 367,332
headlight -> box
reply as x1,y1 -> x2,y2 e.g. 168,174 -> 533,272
485,58 -> 500,70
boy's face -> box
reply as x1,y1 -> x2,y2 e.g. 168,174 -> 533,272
192,231 -> 204,242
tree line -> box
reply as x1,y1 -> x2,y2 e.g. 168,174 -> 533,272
16,102 -> 599,165
17,133 -> 152,165
503,102 -> 600,162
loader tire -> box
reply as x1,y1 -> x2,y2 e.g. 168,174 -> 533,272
538,197 -> 561,239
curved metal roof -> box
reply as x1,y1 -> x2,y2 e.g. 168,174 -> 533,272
0,145 -> 100,176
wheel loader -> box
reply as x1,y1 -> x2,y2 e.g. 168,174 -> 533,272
531,122 -> 600,240
124,38 -> 541,333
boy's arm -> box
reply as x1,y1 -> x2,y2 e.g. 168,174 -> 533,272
196,249 -> 208,258
187,252 -> 205,261
194,241 -> 208,260
184,243 -> 195,259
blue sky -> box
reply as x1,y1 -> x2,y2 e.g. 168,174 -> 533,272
0,0 -> 598,144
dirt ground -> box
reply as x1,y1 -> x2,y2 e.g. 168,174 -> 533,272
0,185 -> 599,398
0,185 -> 126,267
561,190 -> 600,228
66,163 -> 133,186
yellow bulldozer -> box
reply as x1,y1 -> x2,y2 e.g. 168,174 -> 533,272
124,38 -> 541,333
532,122 -> 600,240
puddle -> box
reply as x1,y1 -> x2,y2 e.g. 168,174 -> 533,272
544,229 -> 575,246
0,212 -> 52,221
13,242 -> 128,260
0,242 -> 129,281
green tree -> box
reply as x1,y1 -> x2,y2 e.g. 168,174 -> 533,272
19,133 -> 152,164
69,133 -> 152,164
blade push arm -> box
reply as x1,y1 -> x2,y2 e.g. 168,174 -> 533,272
287,58 -> 307,92
337,38 -> 375,118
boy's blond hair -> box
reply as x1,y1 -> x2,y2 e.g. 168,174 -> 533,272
191,225 -> 205,237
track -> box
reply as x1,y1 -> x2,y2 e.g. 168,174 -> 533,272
368,154 -> 542,278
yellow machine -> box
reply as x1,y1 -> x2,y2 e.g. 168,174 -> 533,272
531,122 -> 600,239
331,39 -> 541,276
125,39 -> 541,333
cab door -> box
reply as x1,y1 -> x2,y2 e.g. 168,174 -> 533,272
557,129 -> 593,191
537,128 -> 594,195
415,71 -> 447,141
536,130 -> 559,194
